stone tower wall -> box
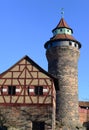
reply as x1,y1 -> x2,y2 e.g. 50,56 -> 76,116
46,44 -> 80,128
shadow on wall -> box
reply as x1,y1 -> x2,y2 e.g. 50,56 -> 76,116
0,126 -> 7,130
0,127 -> 21,130
83,122 -> 89,130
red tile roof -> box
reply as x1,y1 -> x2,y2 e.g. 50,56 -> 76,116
44,34 -> 81,48
79,101 -> 89,107
52,18 -> 73,33
56,18 -> 70,28
50,34 -> 76,41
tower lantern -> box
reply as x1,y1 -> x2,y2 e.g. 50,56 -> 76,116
44,17 -> 82,129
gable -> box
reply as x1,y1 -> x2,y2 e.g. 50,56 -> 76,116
0,56 -> 56,105
0,56 -> 53,79
0,56 -> 53,86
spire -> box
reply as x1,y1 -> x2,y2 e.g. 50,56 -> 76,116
61,8 -> 64,18
52,18 -> 73,33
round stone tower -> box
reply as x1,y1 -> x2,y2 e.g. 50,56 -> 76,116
44,18 -> 82,129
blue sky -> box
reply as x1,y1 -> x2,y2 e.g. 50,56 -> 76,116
0,0 -> 89,101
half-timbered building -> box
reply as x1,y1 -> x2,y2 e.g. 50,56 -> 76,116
0,55 -> 57,130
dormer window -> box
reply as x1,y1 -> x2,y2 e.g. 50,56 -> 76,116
8,86 -> 16,95
35,86 -> 43,95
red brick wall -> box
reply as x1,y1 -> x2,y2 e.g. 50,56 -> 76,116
79,107 -> 89,124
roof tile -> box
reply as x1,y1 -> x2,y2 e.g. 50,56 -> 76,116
52,18 -> 73,33
79,101 -> 89,107
56,18 -> 70,28
50,34 -> 76,41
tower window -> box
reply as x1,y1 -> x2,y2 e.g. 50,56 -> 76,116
54,30 -> 56,33
32,122 -> 45,130
8,86 -> 16,95
35,86 -> 43,95
50,43 -> 52,47
60,28 -> 62,32
75,43 -> 77,47
69,41 -> 72,46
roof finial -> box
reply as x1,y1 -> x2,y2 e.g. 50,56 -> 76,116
61,8 -> 64,18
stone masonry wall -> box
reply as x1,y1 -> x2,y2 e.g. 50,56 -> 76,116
0,105 -> 54,130
46,45 -> 81,129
